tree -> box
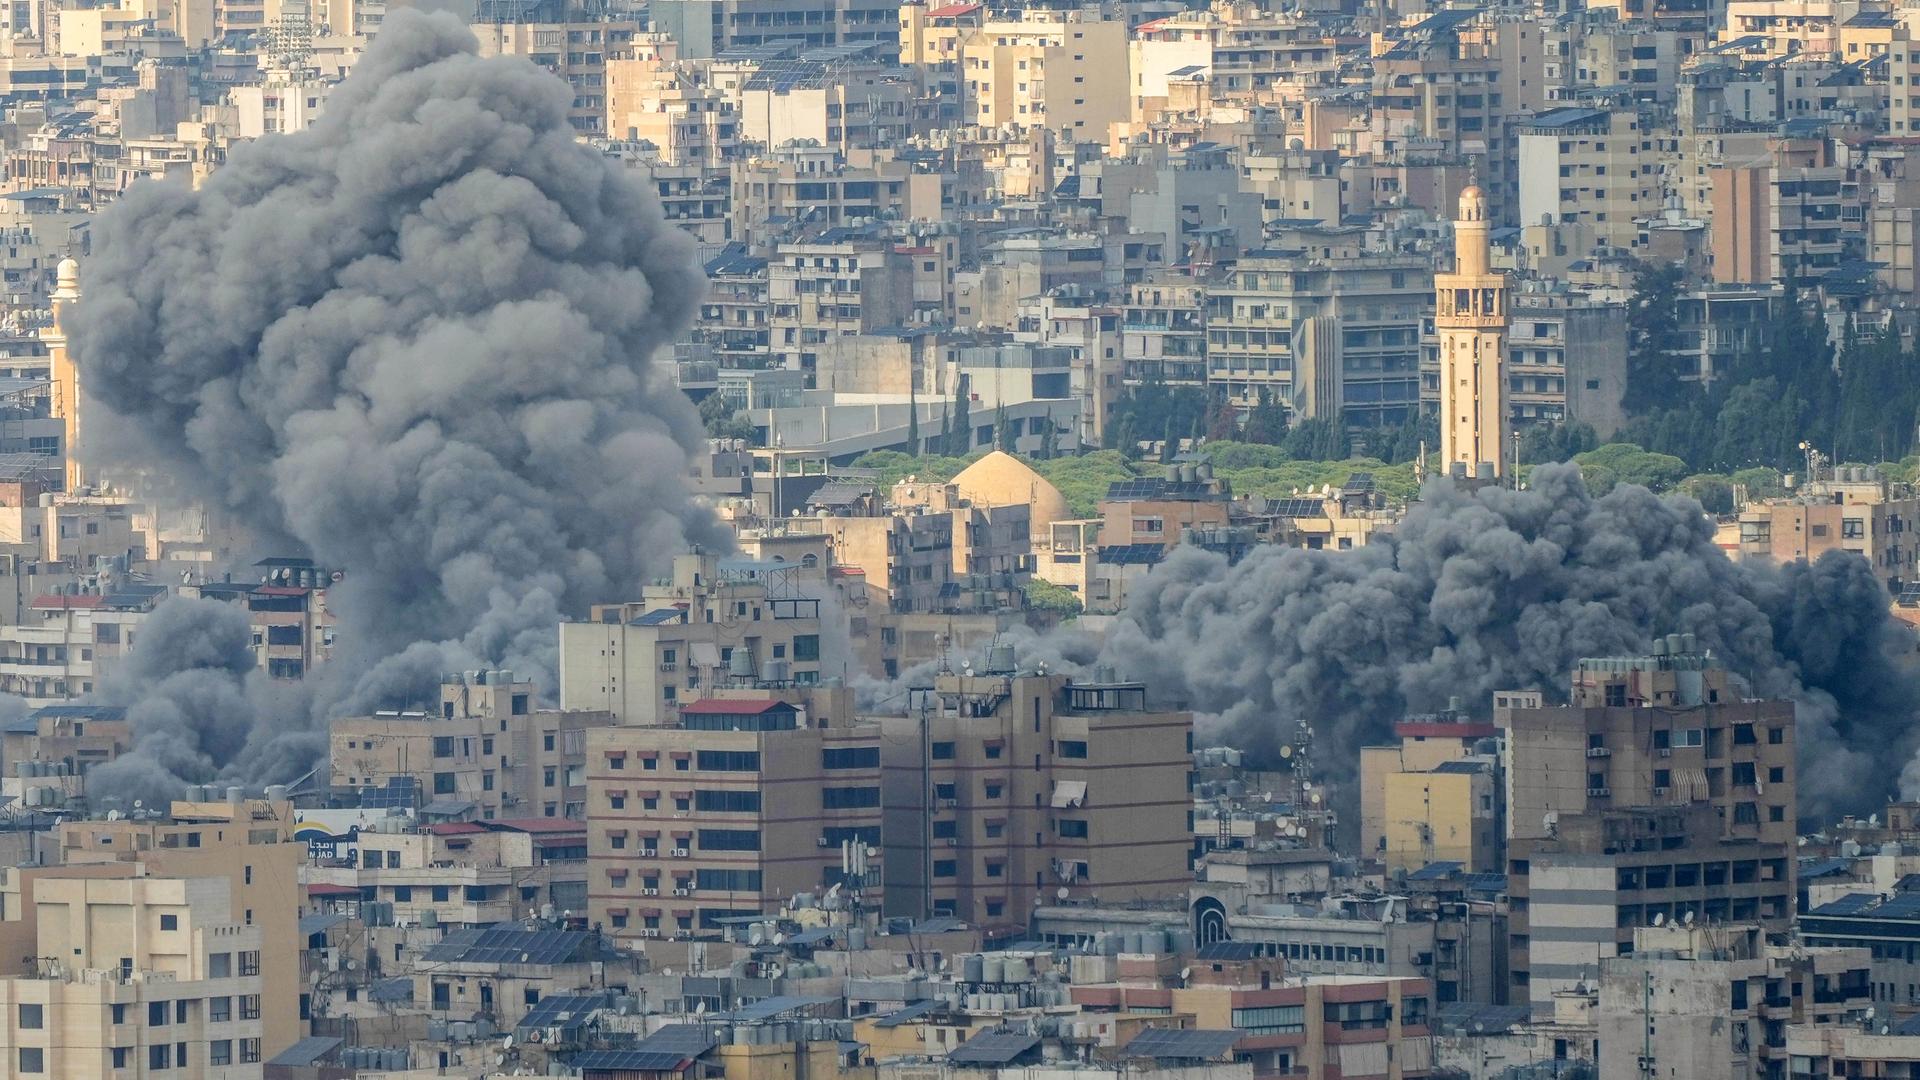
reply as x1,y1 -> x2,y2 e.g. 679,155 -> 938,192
949,375 -> 971,456
992,394 -> 1010,453
1623,261 -> 1689,414
1204,392 -> 1238,443
1242,388 -> 1285,445
906,381 -> 920,453
1024,579 -> 1083,617
1282,416 -> 1349,461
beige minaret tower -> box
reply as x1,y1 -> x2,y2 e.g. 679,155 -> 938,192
46,257 -> 82,492
1436,184 -> 1510,480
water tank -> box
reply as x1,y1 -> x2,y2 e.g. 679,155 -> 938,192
1196,462 -> 1213,480
420,910 -> 439,929
265,784 -> 288,802
847,927 -> 867,951
1164,465 -> 1181,482
728,647 -> 756,680
762,659 -> 788,684
1475,462 -> 1494,480
226,786 -> 244,804
985,642 -> 1016,674
427,1020 -> 448,1043
963,954 -> 984,983
1179,463 -> 1198,484
16,763 -> 31,779
982,956 -> 1004,983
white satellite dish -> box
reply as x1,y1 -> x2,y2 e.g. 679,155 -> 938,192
1279,745 -> 1294,759
1056,887 -> 1069,900
694,1001 -> 706,1015
504,1037 -> 514,1050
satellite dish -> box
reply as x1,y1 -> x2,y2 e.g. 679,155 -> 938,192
1310,793 -> 1322,805
694,1002 -> 707,1015
1056,887 -> 1070,900
133,800 -> 144,810
504,1037 -> 514,1050
1652,912 -> 1665,926
1279,745 -> 1293,759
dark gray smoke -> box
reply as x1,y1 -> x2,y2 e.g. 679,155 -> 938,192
1097,464 -> 1918,829
69,10 -> 719,797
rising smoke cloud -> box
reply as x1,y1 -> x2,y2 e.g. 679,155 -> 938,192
68,10 -> 719,797
1096,464 -> 1919,828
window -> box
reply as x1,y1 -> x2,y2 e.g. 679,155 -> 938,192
1674,729 -> 1704,748
1058,819 -> 1089,838
210,997 -> 231,1023
239,952 -> 260,976
543,767 -> 556,787
434,736 -> 455,758
17,1004 -> 40,1029
240,995 -> 261,1021
696,750 -> 761,771
933,819 -> 957,839
149,1001 -> 169,1026
160,914 -> 178,931
1232,1005 -> 1305,1035
933,860 -> 957,878
822,786 -> 880,810
793,635 -> 820,662
696,868 -> 763,891
543,733 -> 556,752
241,1039 -> 261,1064
1843,518 -> 1865,539
1058,740 -> 1088,759
113,1048 -> 129,1070
695,789 -> 761,813
697,829 -> 761,851
149,1045 -> 172,1070
433,772 -> 456,794
931,741 -> 955,760
211,1041 -> 232,1066
984,782 -> 1002,799
17,1049 -> 41,1074
822,746 -> 880,769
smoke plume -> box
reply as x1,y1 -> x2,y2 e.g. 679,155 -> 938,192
69,10 -> 718,796
1096,464 -> 1918,828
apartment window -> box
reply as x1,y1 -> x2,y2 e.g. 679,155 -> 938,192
984,782 -> 1002,799
1769,727 -> 1785,745
695,790 -> 761,813
149,1001 -> 169,1026
433,772 -> 456,795
241,1039 -> 261,1065
1058,819 -> 1089,838
239,952 -> 260,976
210,997 -> 231,1023
931,741 -> 955,760
15,1048 -> 41,1074
1057,740 -> 1088,759
544,767 -> 556,787
211,1041 -> 232,1066
933,820 -> 957,839
434,736 -> 455,758
697,829 -> 761,851
822,786 -> 880,810
160,914 -> 178,931
695,750 -> 761,771
822,746 -> 880,769
112,1048 -> 129,1070
1675,729 -> 1704,748
696,868 -> 763,891
240,996 -> 261,1021
149,1045 -> 172,1070
16,1004 -> 40,1029
1843,518 -> 1865,539
933,860 -> 957,878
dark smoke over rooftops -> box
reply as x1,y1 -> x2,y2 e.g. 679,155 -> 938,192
871,464 -> 1918,834
1095,464 -> 1919,828
69,9 -> 722,796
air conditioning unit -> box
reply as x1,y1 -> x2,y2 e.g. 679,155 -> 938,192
940,798 -> 959,808
817,837 -> 831,847
1587,787 -> 1611,797
673,888 -> 691,897
1585,747 -> 1612,758
641,888 -> 659,896
639,928 -> 660,938
1656,748 -> 1672,757
945,838 -> 960,846
671,848 -> 690,858
1651,786 -> 1669,796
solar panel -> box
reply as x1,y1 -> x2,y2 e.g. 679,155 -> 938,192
633,1026 -> 720,1056
574,1050 -> 694,1072
875,1000 -> 940,1028
1194,940 -> 1260,961
1809,893 -> 1879,916
718,995 -> 835,1022
358,776 -> 419,810
1123,1029 -> 1240,1060
1465,873 -> 1508,894
422,925 -> 589,965
1343,472 -> 1376,494
1895,1013 -> 1920,1036
947,1032 -> 1040,1066
517,993 -> 613,1034
1270,498 -> 1325,518
1436,1002 -> 1531,1035
1407,861 -> 1464,881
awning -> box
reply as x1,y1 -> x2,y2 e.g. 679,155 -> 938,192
1051,781 -> 1087,808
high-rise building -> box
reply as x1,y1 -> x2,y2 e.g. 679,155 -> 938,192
584,687 -> 882,944
879,664 -> 1192,927
1435,184 -> 1509,480
45,257 -> 77,492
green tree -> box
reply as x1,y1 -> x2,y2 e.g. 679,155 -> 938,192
906,382 -> 920,453
1623,261 -> 1689,414
949,375 -> 972,456
1023,579 -> 1084,617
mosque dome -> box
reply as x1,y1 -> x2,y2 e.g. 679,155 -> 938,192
951,450 -> 1072,534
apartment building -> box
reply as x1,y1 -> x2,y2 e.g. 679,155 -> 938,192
1360,710 -> 1505,874
1734,471 -> 1920,592
731,146 -> 947,245
1515,107 -> 1658,255
1600,923 -> 1870,1080
1501,642 -> 1797,1009
56,796 -> 306,1055
584,687 -> 882,944
307,818 -> 587,930
648,0 -> 899,58
471,20 -> 641,135
962,9 -> 1129,136
1203,244 -> 1429,423
879,667 -> 1192,926
0,703 -> 127,778
557,553 -> 829,724
330,673 -> 614,820
0,870 -> 271,1079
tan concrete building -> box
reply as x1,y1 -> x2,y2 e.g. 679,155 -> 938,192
557,553 -> 830,724
1359,708 -> 1510,870
331,672 -> 613,821
1435,184 -> 1510,481
0,870 -> 270,1080
1735,472 -> 1920,593
1515,108 -> 1657,255
961,9 -> 1129,136
584,687 -> 882,944
56,796 -> 306,1056
879,667 -> 1192,927
471,20 -> 641,135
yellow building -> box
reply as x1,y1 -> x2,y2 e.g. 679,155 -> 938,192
1382,765 -> 1500,873
57,797 -> 306,1056
0,869 -> 271,1079
961,9 -> 1129,136
1358,706 -> 1516,865
1435,185 -> 1510,481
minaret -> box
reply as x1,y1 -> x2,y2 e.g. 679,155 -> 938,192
46,257 -> 81,492
1435,184 -> 1510,480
